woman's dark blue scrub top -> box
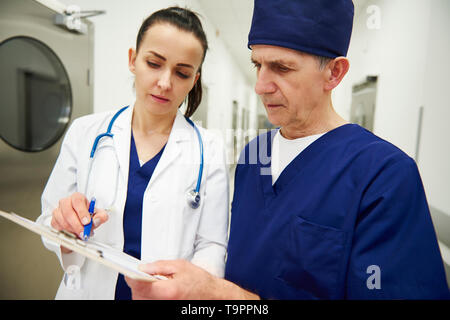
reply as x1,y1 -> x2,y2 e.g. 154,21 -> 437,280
115,133 -> 165,300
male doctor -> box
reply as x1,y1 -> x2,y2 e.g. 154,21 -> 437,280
126,0 -> 450,299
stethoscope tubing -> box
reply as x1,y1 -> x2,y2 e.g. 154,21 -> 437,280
88,106 -> 204,209
185,116 -> 204,194
89,106 -> 128,158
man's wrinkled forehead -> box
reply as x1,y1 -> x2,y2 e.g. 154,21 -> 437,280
250,44 -> 307,65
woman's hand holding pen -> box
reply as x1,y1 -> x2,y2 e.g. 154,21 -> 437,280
50,192 -> 109,254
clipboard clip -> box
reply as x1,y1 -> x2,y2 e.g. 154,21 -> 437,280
50,227 -> 104,258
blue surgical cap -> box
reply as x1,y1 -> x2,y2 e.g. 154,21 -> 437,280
248,0 -> 354,58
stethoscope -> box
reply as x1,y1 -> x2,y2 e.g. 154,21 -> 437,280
86,105 -> 204,210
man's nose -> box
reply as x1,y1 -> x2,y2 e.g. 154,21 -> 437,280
157,70 -> 172,91
254,69 -> 276,95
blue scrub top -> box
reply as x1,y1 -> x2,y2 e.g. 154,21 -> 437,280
115,132 -> 165,300
225,125 -> 450,299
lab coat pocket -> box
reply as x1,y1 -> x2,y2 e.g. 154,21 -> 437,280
55,270 -> 86,300
276,216 -> 346,299
164,180 -> 204,256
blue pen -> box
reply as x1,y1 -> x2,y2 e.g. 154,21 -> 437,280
83,197 -> 96,240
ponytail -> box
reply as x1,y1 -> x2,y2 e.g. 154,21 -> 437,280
185,70 -> 203,118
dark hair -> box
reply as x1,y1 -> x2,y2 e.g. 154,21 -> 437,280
136,7 -> 208,118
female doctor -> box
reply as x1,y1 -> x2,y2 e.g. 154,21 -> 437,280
36,7 -> 229,300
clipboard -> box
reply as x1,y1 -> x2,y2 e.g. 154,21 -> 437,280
0,209 -> 166,282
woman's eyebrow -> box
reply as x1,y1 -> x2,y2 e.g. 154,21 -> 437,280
148,50 -> 166,61
176,63 -> 194,69
148,51 -> 194,69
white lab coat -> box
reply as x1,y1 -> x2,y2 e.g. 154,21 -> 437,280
36,105 -> 229,299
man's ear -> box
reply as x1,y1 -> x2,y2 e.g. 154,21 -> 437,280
324,57 -> 350,91
128,48 -> 137,74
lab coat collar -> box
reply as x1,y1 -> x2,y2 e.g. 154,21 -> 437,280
170,109 -> 194,142
148,110 -> 194,188
110,105 -> 132,185
109,104 -> 193,188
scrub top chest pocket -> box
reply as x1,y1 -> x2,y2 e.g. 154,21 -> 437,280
276,215 -> 347,299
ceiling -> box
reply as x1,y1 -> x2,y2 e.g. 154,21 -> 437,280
197,0 -> 368,85
197,0 -> 255,84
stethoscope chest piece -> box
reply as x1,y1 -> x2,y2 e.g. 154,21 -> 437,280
187,190 -> 201,209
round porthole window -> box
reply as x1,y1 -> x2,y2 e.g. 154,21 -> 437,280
0,36 -> 72,152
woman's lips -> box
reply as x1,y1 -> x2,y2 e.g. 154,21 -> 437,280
150,94 -> 170,104
267,104 -> 283,108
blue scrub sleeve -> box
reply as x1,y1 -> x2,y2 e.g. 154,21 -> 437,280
345,157 -> 450,299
